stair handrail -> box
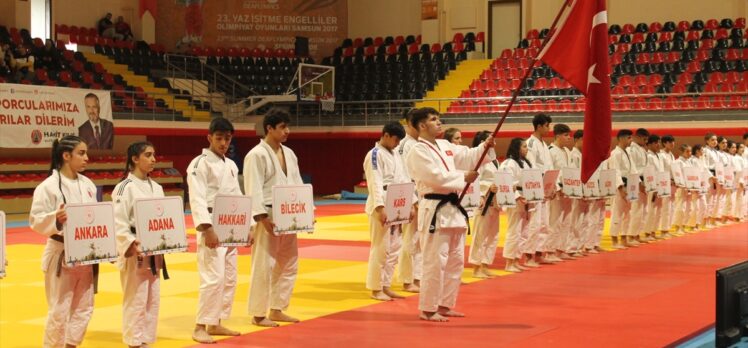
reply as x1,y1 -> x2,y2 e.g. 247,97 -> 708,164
164,53 -> 257,101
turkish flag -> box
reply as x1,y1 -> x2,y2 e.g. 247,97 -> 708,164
539,0 -> 612,183
139,0 -> 158,18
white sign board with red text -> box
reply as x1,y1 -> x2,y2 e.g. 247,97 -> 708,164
494,172 -> 516,208
723,165 -> 735,190
683,166 -> 701,191
272,184 -> 315,234
599,169 -> 617,198
643,165 -> 657,192
626,174 -> 640,202
384,182 -> 415,227
561,167 -> 583,198
543,169 -> 560,198
656,171 -> 671,197
521,169 -> 544,203
671,161 -> 685,187
63,202 -> 117,266
134,196 -> 188,255
212,195 -> 253,246
460,181 -> 481,217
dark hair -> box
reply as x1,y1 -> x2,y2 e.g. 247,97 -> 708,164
574,129 -> 583,140
532,113 -> 552,130
717,136 -> 726,146
472,130 -> 491,147
209,117 -> 234,134
263,108 -> 291,133
647,134 -> 660,145
726,140 -> 736,150
401,108 -> 413,122
743,132 -> 748,140
692,144 -> 703,154
506,137 -> 530,168
678,144 -> 691,153
84,93 -> 99,102
704,132 -> 716,141
661,135 -> 675,143
382,121 -> 405,139
617,129 -> 633,138
49,135 -> 85,175
553,123 -> 571,136
122,141 -> 154,180
409,107 -> 438,129
443,128 -> 461,142
635,128 -> 650,137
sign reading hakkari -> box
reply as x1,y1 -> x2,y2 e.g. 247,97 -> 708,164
494,171 -> 516,208
656,171 -> 671,197
599,169 -> 617,198
384,182 -> 415,227
521,168 -> 544,203
626,174 -> 640,202
561,167 -> 583,198
0,84 -> 113,149
272,184 -> 315,234
543,169 -> 560,198
63,202 -> 117,266
460,181 -> 481,217
683,166 -> 701,191
0,211 -> 5,278
212,195 -> 253,246
134,197 -> 188,255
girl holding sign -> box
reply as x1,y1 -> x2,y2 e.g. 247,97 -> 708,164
500,138 -> 533,272
112,141 -> 168,348
688,145 -> 710,230
468,131 -> 502,278
29,135 -> 98,348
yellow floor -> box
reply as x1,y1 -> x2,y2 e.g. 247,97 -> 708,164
0,211 -> 614,347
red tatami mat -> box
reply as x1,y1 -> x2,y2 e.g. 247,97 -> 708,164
192,222 -> 748,348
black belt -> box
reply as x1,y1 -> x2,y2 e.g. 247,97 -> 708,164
129,227 -> 170,280
423,193 -> 470,235
481,191 -> 495,216
207,207 -> 213,213
622,176 -> 628,186
50,235 -> 100,293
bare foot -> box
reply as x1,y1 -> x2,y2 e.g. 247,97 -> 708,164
208,324 -> 240,336
480,266 -> 496,277
504,265 -> 522,272
252,317 -> 279,327
370,290 -> 392,301
403,283 -> 420,293
383,288 -> 405,299
438,307 -> 465,317
192,326 -> 216,344
473,268 -> 490,278
269,310 -> 300,323
524,259 -> 540,268
419,311 -> 449,322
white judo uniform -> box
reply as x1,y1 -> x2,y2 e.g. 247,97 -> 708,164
731,154 -> 744,219
363,142 -> 411,290
396,134 -> 422,284
588,161 -> 613,250
716,151 -> 732,218
627,142 -> 648,237
609,146 -> 634,238
688,156 -> 709,227
704,146 -> 721,219
644,150 -> 665,234
244,140 -> 304,317
500,158 -> 531,260
113,174 -> 167,346
526,134 -> 552,253
29,170 -> 98,348
468,160 -> 502,267
548,144 -> 573,253
406,139 -> 494,312
671,157 -> 693,229
658,151 -> 676,232
187,148 -> 242,326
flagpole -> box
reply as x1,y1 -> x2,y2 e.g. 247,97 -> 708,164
458,0 -> 574,201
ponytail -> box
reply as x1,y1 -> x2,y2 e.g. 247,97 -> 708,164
48,135 -> 84,175
122,141 -> 154,181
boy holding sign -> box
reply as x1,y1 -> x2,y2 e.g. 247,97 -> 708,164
644,134 -> 666,240
405,107 -> 495,322
396,109 -> 422,293
244,109 -> 304,327
113,141 -> 170,347
672,144 -> 693,234
363,122 -> 414,300
658,135 -> 677,236
609,130 -> 635,249
29,135 -> 98,347
548,124 -> 575,260
187,118 -> 243,343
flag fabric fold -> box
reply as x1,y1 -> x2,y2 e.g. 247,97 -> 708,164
538,0 -> 612,183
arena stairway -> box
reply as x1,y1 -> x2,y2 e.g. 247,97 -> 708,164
416,59 -> 493,113
82,52 -> 212,121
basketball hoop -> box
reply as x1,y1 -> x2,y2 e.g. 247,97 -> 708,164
321,98 -> 335,112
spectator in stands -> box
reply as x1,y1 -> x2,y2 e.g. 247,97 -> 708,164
34,39 -> 60,70
79,93 -> 115,150
443,127 -> 463,145
98,13 -> 124,40
115,16 -> 134,41
10,45 -> 34,81
0,43 -> 12,78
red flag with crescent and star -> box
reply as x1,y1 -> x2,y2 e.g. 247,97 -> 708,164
538,0 -> 612,183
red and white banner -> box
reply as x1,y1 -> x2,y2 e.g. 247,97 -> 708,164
384,182 -> 415,227
0,84 -> 113,148
134,196 -> 189,255
272,184 -> 315,234
212,195 -> 253,246
63,202 -> 118,266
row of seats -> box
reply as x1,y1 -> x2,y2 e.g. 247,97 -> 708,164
524,18 -> 746,41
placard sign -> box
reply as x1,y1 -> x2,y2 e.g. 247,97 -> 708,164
460,181 -> 481,217
642,165 -> 657,192
134,196 -> 188,255
599,169 -> 617,198
715,164 -> 725,185
384,182 -> 415,227
561,167 -> 583,198
656,171 -> 671,197
671,161 -> 685,187
683,166 -> 701,191
723,165 -> 734,189
212,195 -> 253,246
63,202 -> 118,266
543,169 -> 560,198
272,184 -> 315,234
521,169 -> 544,203
494,172 -> 516,208
626,174 -> 640,202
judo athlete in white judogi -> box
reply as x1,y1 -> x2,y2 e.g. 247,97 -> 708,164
397,110 -> 422,292
188,118 -> 243,343
716,137 -> 732,223
500,138 -> 533,272
405,107 -> 495,322
688,145 -> 710,229
468,131 -> 502,278
244,109 -> 304,327
548,124 -> 576,259
525,113 -> 557,263
29,136 -> 97,348
643,135 -> 665,240
736,143 -> 747,220
113,142 -> 169,348
627,128 -> 650,244
608,129 -> 634,249
703,133 -> 721,226
569,130 -> 599,254
658,135 -> 676,237
672,144 -> 694,233
364,122 -> 414,300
